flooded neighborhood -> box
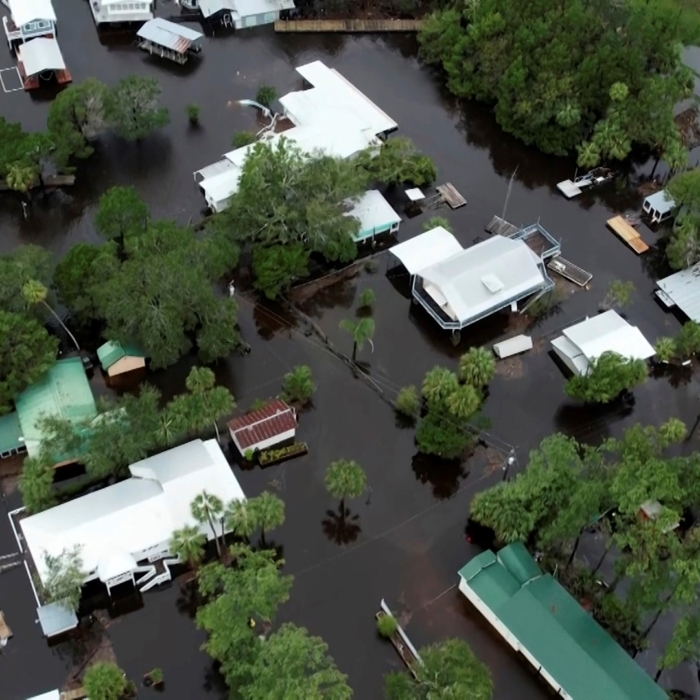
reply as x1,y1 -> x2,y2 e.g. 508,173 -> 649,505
2,1 -> 700,699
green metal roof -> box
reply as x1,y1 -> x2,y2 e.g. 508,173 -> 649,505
96,340 -> 145,371
0,412 -> 23,454
459,544 -> 667,700
497,541 -> 541,585
458,549 -> 496,581
15,358 -> 97,459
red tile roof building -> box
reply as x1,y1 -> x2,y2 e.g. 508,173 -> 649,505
227,399 -> 297,453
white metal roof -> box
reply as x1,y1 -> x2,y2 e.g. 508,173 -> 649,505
643,189 -> 675,215
281,60 -> 397,135
9,0 -> 56,26
18,37 -> 65,77
560,310 -> 655,367
198,0 -> 235,17
22,440 -> 246,586
418,235 -> 545,324
390,227 -> 463,275
346,190 -> 401,234
137,18 -> 203,51
656,263 -> 700,322
26,691 -> 60,700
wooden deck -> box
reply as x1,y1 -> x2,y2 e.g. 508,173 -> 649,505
485,215 -> 519,237
274,19 -> 425,33
547,256 -> 593,287
607,216 -> 649,254
436,183 -> 467,209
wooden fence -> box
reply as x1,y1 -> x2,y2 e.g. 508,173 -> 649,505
274,19 -> 425,33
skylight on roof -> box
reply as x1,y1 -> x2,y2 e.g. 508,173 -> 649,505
481,273 -> 505,294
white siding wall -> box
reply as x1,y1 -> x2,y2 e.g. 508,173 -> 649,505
458,576 -> 572,700
230,427 -> 295,454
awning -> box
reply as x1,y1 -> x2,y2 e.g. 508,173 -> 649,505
18,37 -> 65,77
390,227 -> 463,275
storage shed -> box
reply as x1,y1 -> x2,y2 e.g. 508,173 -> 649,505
643,190 -> 675,224
458,544 -> 667,700
227,399 -> 297,455
346,190 -> 401,242
97,340 -> 146,379
137,18 -> 203,64
551,310 -> 655,376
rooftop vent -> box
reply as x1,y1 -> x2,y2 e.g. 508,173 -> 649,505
481,273 -> 504,294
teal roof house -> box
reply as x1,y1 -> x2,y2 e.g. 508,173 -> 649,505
96,340 -> 146,378
346,190 -> 401,242
14,358 -> 98,464
458,543 -> 667,700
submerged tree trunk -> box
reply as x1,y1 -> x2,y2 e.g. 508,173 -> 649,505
43,301 -> 80,351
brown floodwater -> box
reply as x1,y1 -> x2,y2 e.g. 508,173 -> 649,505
2,3 -> 700,699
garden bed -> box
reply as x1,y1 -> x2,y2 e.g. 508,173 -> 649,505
258,442 -> 308,467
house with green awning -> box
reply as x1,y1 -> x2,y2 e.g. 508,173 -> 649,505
458,543 -> 667,700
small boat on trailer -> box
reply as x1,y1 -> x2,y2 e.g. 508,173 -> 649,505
557,167 -> 615,199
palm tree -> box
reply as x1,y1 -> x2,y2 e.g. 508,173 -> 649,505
339,317 -> 375,361
655,337 -> 677,363
224,498 -> 258,539
6,162 -> 35,196
191,491 -> 225,557
458,347 -> 496,387
446,385 -> 481,421
251,492 -> 285,546
577,141 -> 601,169
22,280 -> 80,351
664,141 -> 689,180
169,526 -> 206,570
281,365 -> 315,405
184,366 -> 234,441
325,459 -> 367,512
421,366 -> 459,407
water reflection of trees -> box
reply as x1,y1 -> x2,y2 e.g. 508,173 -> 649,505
411,452 -> 467,500
322,503 -> 361,545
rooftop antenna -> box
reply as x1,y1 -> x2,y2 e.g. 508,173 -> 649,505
502,165 -> 518,220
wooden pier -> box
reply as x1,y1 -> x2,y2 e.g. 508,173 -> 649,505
547,256 -> 593,287
607,216 -> 649,254
274,19 -> 425,33
436,183 -> 467,209
486,215 -> 519,237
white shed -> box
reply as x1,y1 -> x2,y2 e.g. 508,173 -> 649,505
346,190 -> 401,242
551,310 -> 655,376
643,190 -> 675,224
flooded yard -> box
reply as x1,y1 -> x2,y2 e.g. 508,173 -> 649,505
2,3 -> 700,698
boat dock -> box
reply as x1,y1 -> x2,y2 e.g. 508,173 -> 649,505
607,216 -> 649,254
436,183 -> 467,209
485,215 -> 519,237
376,599 -> 423,678
274,19 -> 425,33
547,256 -> 593,287
511,223 -> 561,259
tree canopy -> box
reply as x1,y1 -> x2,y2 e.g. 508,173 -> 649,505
419,0 -> 694,160
83,662 -> 128,700
385,638 -> 492,700
239,623 -> 352,700
221,139 -> 365,263
105,76 -> 169,141
0,311 -> 57,414
565,352 -> 647,403
58,216 -> 240,368
42,545 -> 86,612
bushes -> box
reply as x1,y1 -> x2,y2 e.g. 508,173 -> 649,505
395,385 -> 420,418
281,365 -> 315,405
565,352 -> 647,403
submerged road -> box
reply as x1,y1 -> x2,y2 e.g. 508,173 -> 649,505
1,3 -> 700,698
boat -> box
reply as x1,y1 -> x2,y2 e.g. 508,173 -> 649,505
557,167 -> 615,199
